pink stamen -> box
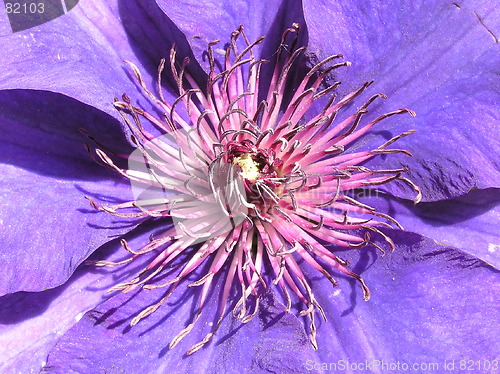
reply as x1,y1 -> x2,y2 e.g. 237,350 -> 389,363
86,24 -> 421,354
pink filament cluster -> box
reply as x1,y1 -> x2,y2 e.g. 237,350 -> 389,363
88,24 -> 421,354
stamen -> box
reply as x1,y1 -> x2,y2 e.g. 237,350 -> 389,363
87,24 -> 422,356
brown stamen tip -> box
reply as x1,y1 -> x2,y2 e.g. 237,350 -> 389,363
84,196 -> 100,210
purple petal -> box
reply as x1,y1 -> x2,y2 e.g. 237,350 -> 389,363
310,230 -> 499,366
0,0 -> 185,118
155,0 -> 306,71
303,0 -> 499,201
30,229 -> 500,373
0,90 -> 134,295
359,188 -> 500,267
0,254 -> 111,374
0,224 -> 159,374
43,275 -> 315,373
0,273 -> 107,374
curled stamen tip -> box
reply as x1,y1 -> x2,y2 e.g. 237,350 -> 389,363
84,196 -> 100,210
113,102 -> 127,109
414,189 -> 423,204
187,333 -> 214,355
130,314 -> 146,326
129,134 -> 139,145
404,108 -> 417,117
310,337 -> 319,351
107,284 -> 127,292
345,61 -> 352,66
241,315 -> 254,324
362,285 -> 371,301
130,318 -> 139,326
133,305 -> 159,325
187,344 -> 203,355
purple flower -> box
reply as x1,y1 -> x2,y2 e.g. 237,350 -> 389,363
0,1 -> 498,373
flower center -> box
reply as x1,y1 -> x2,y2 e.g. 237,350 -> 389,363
233,153 -> 260,181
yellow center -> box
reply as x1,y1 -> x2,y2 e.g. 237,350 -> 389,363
233,153 -> 260,181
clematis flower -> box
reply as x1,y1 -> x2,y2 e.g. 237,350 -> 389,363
0,1 -> 498,373
84,22 -> 424,355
